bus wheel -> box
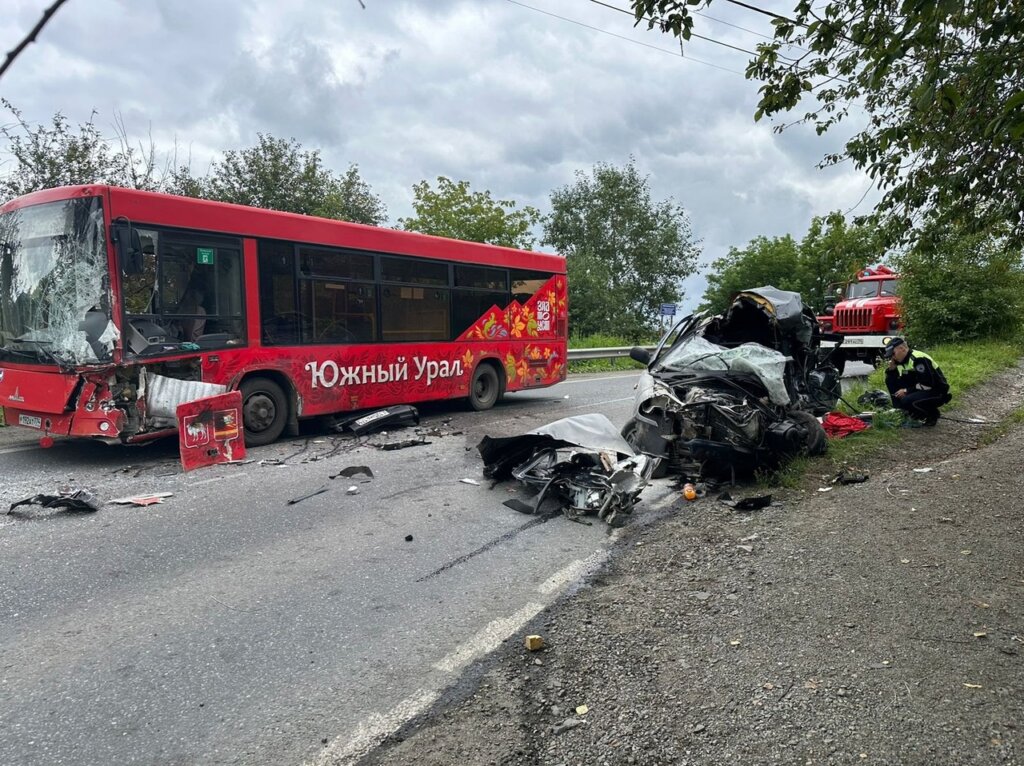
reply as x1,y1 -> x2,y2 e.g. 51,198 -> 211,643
469,364 -> 501,411
241,377 -> 288,447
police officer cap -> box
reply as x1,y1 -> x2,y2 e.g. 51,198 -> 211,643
882,337 -> 906,360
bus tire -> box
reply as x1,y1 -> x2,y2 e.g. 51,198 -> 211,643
241,376 -> 288,447
469,363 -> 501,411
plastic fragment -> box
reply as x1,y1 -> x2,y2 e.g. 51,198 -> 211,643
330,466 -> 374,482
110,492 -> 173,506
287,487 -> 328,505
460,478 -> 481,486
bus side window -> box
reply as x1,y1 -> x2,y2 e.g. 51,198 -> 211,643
258,240 -> 300,346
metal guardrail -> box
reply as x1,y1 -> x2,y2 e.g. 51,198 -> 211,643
566,345 -> 656,361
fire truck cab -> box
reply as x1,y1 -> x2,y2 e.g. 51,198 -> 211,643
817,265 -> 901,371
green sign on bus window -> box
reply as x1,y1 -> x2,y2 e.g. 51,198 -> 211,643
196,247 -> 215,265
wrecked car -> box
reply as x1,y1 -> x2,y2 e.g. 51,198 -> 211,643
624,287 -> 841,479
479,413 -> 655,527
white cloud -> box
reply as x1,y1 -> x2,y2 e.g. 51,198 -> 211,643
0,0 -> 880,311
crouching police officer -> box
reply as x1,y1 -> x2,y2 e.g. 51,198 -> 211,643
883,337 -> 952,426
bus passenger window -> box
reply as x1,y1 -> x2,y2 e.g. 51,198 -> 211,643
511,270 -> 550,303
381,286 -> 449,341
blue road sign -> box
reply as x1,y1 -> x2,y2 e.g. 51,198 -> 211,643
659,303 -> 676,317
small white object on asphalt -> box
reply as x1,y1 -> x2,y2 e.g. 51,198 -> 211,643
346,486 -> 359,495
817,487 -> 833,492
913,467 -> 934,473
459,478 -> 480,485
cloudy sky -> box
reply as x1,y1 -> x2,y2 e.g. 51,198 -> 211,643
0,0 -> 877,309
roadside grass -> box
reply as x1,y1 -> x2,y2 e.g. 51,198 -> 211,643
568,334 -> 649,374
760,336 -> 1024,487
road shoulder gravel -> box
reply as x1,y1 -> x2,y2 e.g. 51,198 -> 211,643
358,363 -> 1024,766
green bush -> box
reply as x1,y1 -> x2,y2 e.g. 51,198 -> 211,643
896,228 -> 1024,345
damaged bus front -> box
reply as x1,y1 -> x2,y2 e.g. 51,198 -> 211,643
0,192 -> 135,441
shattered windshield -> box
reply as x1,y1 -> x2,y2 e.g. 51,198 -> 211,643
0,197 -> 113,366
656,334 -> 792,405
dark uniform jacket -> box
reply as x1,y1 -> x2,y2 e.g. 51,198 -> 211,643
885,348 -> 949,395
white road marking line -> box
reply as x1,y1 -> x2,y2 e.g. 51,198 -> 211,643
309,688 -> 441,766
189,473 -> 247,487
0,443 -> 47,455
537,548 -> 612,595
650,489 -> 681,510
561,372 -> 640,384
433,602 -> 545,674
569,396 -> 633,410
313,601 -> 547,765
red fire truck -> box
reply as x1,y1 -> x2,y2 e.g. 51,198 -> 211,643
818,265 -> 901,370
0,185 -> 568,446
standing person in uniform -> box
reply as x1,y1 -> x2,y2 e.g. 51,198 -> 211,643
883,337 -> 952,426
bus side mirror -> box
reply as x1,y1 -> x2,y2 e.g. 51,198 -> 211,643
114,224 -> 144,275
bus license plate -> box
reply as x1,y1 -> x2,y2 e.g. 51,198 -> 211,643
845,338 -> 863,344
18,414 -> 42,429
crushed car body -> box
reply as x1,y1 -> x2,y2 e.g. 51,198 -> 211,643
624,287 -> 841,479
478,413 -> 655,527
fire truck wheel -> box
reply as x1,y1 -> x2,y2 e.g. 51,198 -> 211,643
469,363 -> 501,411
241,377 -> 288,447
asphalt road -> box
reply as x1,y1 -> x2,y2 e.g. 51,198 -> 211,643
0,361 -> 875,766
1,371 -> 679,766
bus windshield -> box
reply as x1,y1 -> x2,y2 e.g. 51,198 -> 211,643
0,197 -> 112,366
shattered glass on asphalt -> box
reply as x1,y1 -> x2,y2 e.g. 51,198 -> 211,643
0,197 -> 112,366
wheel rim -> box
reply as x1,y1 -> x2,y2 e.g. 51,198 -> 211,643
474,374 -> 493,403
245,392 -> 277,433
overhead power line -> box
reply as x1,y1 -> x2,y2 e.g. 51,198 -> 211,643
590,0 -> 852,86
505,0 -> 748,76
588,0 -> 762,58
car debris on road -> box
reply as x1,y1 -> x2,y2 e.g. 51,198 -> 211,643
478,413 -> 655,527
330,405 -> 420,436
109,492 -> 174,507
9,488 -> 101,514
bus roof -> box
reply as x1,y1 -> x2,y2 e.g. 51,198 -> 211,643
2,184 -> 566,273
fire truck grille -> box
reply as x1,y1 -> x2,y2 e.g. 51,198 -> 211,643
835,307 -> 873,330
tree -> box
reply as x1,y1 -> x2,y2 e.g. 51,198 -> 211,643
700,212 -> 881,314
896,226 -> 1024,345
631,1 -> 1024,248
796,211 -> 881,308
544,160 -> 700,340
0,100 -> 147,201
206,134 -> 388,225
701,235 -> 804,314
398,176 -> 541,249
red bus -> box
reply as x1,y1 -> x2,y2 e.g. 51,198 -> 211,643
0,185 -> 567,446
